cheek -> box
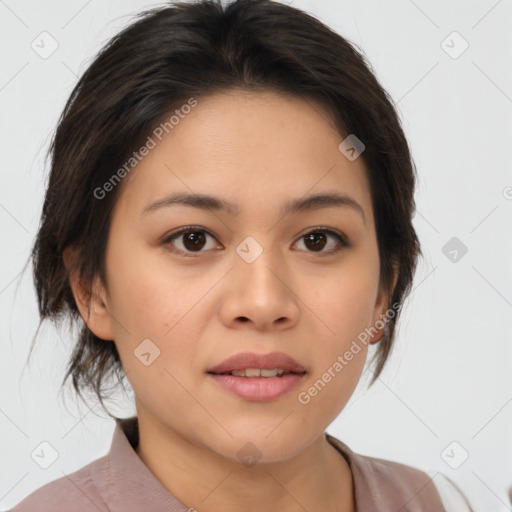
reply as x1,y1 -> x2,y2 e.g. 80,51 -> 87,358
309,265 -> 379,346
300,256 -> 378,399
299,285 -> 370,424
104,241 -> 218,389
104,254 -> 203,411
105,241 -> 199,339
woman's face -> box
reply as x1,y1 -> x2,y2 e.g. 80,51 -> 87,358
87,90 -> 391,462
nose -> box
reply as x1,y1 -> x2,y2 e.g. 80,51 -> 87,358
218,242 -> 300,332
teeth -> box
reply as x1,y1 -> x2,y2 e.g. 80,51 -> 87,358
229,368 -> 287,378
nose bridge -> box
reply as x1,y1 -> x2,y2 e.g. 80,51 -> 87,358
228,231 -> 303,322
234,234 -> 286,296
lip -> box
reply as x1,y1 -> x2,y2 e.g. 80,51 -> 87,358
207,351 -> 306,374
207,351 -> 307,402
208,373 -> 306,401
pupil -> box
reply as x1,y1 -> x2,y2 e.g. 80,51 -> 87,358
184,231 -> 205,251
305,232 -> 326,251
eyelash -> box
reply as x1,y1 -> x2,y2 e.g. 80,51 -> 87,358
162,225 -> 349,257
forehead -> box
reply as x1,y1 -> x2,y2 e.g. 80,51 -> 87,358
116,89 -> 373,224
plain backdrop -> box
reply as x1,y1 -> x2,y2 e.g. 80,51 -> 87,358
1,0 -> 511,510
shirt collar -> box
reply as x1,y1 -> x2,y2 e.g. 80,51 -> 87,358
325,433 -> 443,511
97,416 -> 188,511
99,416 -> 439,512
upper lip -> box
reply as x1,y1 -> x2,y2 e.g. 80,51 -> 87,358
208,351 -> 307,374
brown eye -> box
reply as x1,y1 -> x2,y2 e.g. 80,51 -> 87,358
304,232 -> 328,251
163,226 -> 348,257
163,227 -> 220,254
295,228 -> 348,254
181,231 -> 207,251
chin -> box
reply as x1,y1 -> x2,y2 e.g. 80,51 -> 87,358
205,427 -> 317,466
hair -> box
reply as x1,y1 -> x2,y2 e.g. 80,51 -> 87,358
29,0 -> 421,418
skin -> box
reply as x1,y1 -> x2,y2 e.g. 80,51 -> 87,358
66,90 -> 396,512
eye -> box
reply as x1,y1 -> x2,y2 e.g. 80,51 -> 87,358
163,226 -> 220,255
293,227 -> 348,254
162,226 -> 349,256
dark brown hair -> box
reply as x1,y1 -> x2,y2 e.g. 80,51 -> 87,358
29,0 -> 421,417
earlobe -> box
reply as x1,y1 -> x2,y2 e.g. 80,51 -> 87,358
368,289 -> 387,345
63,246 -> 115,341
369,266 -> 399,345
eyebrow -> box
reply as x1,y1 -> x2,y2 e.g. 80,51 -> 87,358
141,191 -> 366,224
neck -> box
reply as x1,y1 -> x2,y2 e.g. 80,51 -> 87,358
134,413 -> 354,512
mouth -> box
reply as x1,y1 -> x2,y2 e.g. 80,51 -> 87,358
207,352 -> 307,401
209,368 -> 304,378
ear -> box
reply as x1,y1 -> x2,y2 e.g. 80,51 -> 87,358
63,246 -> 115,341
369,266 -> 398,345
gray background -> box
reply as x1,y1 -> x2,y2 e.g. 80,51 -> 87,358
1,0 -> 511,510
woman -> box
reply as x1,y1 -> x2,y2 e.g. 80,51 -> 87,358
12,0 -> 474,510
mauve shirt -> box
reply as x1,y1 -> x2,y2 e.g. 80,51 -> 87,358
9,416 -> 471,511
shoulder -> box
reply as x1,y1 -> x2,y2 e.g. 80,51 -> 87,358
423,469 -> 475,511
8,455 -> 110,512
326,434 -> 474,511
364,454 -> 473,510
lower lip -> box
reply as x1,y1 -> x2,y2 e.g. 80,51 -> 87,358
208,373 -> 306,401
